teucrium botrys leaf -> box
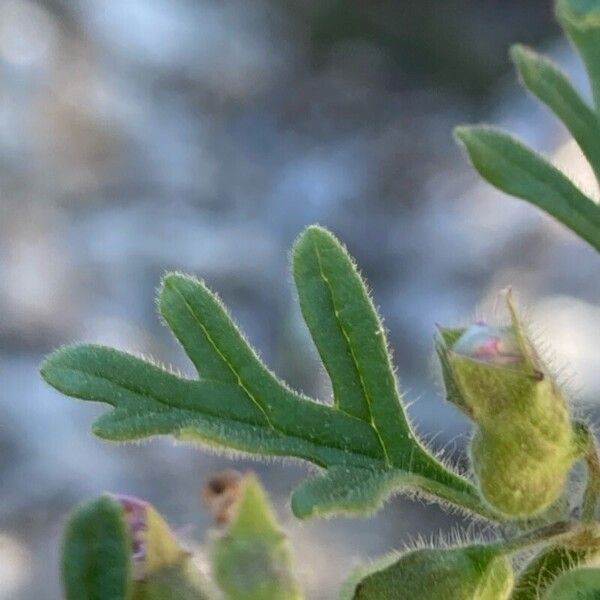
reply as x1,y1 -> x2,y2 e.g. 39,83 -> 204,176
41,225 -> 493,520
436,293 -> 580,517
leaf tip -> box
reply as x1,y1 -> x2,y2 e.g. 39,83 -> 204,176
509,42 -> 531,64
453,124 -> 473,145
39,345 -> 78,390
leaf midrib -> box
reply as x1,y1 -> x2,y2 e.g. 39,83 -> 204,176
169,282 -> 276,428
311,235 -> 391,466
53,364 -> 386,463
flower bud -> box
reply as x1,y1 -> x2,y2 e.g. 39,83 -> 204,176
350,544 -> 513,600
436,293 -> 580,517
111,494 -> 210,600
211,473 -> 302,600
62,494 -> 210,600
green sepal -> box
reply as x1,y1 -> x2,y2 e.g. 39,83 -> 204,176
212,474 -> 303,600
345,544 -> 513,600
62,495 -> 132,600
437,295 -> 579,517
132,563 -> 212,600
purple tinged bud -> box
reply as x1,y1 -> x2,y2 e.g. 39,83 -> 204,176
111,494 -> 148,580
452,323 -> 522,366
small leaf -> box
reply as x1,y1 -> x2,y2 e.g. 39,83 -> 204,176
455,125 -> 600,252
42,226 -> 492,520
346,544 -> 513,600
212,474 -> 303,600
290,465 -> 498,520
510,43 -> 600,183
41,343 -> 384,468
62,495 -> 132,600
556,0 -> 600,113
511,545 -> 592,599
545,568 -> 600,599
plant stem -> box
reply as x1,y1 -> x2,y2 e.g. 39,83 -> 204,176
494,521 -> 574,555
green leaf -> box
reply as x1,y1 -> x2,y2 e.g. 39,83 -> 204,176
510,43 -> 600,183
511,545 -> 592,599
290,465 -> 497,520
212,474 -> 303,600
544,568 -> 600,599
455,125 -> 600,252
41,226 -> 492,520
556,0 -> 600,113
62,495 -> 132,600
346,544 -> 513,600
292,227 -> 407,445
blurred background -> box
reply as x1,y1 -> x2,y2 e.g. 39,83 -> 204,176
2,1 -> 600,597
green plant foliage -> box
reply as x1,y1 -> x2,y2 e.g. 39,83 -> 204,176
212,473 -> 302,600
454,0 -> 600,254
454,126 -> 600,252
62,495 -> 132,600
41,225 -> 493,520
345,544 -> 513,600
544,567 -> 600,599
49,2 -> 600,598
510,43 -> 600,183
556,0 -> 600,111
511,545 -> 594,599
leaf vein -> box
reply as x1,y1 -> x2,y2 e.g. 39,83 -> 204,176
311,236 -> 391,466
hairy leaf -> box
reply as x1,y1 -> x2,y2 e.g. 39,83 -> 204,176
511,43 -> 600,183
511,545 -> 591,599
347,544 -> 513,600
556,0 -> 600,112
455,125 -> 600,252
545,568 -> 600,599
42,226 -> 491,520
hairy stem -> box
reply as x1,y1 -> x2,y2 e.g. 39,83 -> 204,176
494,521 -> 574,555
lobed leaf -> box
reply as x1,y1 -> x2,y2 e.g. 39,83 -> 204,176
455,125 -> 600,252
290,465 -> 498,520
42,226 -> 491,520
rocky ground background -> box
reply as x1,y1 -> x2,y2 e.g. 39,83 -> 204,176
2,1 -> 600,598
